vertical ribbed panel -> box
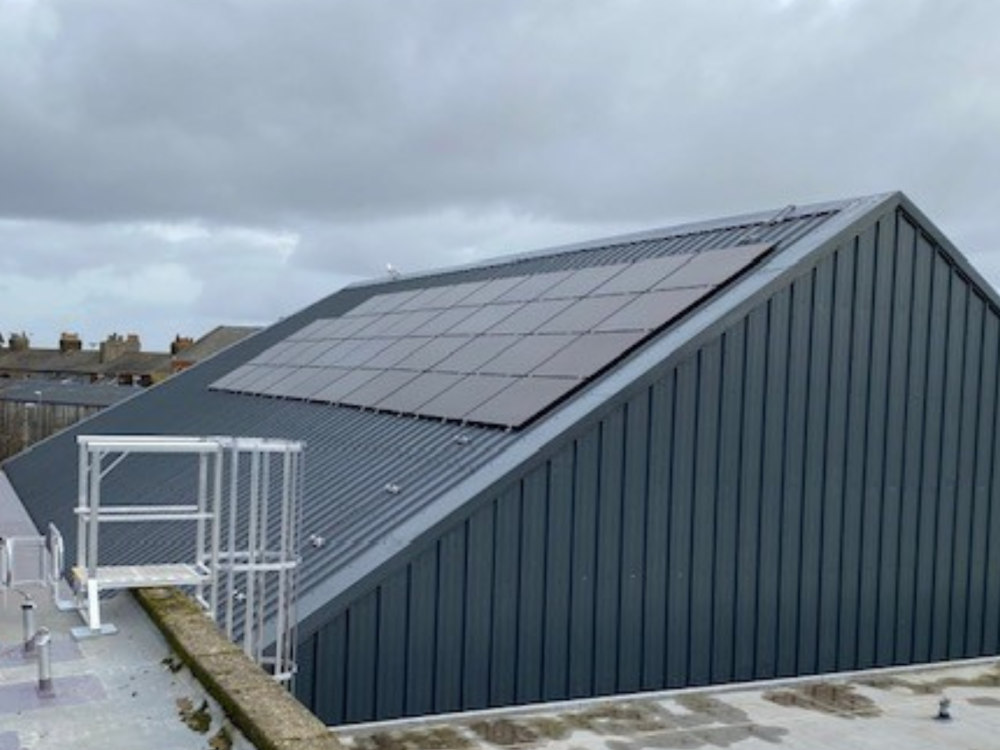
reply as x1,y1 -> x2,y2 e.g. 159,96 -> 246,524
305,206 -> 1000,725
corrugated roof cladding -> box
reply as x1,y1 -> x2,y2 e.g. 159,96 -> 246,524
1,199 -> 846,628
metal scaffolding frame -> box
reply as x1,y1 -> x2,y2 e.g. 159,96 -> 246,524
71,434 -> 304,683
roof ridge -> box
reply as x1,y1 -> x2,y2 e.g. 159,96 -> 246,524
346,193 -> 891,289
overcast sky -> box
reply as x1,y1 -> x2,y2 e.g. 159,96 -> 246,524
1,0 -> 998,350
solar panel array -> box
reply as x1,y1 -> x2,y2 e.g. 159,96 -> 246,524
211,242 -> 773,428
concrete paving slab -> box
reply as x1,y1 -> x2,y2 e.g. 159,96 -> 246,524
336,659 -> 1000,750
0,584 -> 255,750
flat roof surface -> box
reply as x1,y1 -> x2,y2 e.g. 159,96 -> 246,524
335,659 -> 1000,750
0,583 -> 253,749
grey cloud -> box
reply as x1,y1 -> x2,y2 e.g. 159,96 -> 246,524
2,0 -> 999,345
1,0 -> 995,231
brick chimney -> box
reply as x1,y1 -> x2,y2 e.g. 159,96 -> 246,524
8,332 -> 30,351
59,332 -> 83,352
99,333 -> 141,363
171,334 -> 195,355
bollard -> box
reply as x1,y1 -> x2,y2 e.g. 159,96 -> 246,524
22,597 -> 37,655
35,627 -> 54,697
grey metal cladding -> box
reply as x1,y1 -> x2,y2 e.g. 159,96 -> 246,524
300,200 -> 1000,725
6,196 -> 883,725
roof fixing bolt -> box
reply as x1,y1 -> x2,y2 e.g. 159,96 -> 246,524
384,483 -> 401,495
936,696 -> 952,721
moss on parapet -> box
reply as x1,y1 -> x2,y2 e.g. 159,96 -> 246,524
135,586 -> 341,750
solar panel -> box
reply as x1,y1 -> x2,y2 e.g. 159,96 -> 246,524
417,306 -> 478,336
395,285 -> 456,312
496,271 -> 573,302
346,289 -> 422,317
211,240 -> 774,428
433,336 -> 518,373
488,299 -> 575,334
288,319 -> 330,341
591,255 -> 692,295
251,341 -> 296,366
395,336 -> 470,370
261,366 -> 322,397
247,366 -> 299,393
656,243 -> 771,289
532,331 -> 646,378
363,338 -> 432,368
416,374 -> 516,421
542,264 -> 627,299
213,365 -> 255,390
375,372 -> 464,414
536,295 -> 634,334
447,303 -> 522,335
478,334 -> 575,376
594,287 -> 708,332
312,368 -> 376,402
225,365 -> 274,391
463,376 -> 578,427
310,340 -> 366,368
341,370 -> 420,407
424,280 -> 489,309
334,338 -> 396,368
376,309 -> 436,337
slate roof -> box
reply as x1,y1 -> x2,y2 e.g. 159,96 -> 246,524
1,193 -> 897,633
0,380 -> 135,408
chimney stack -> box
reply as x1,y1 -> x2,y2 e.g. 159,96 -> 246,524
171,334 -> 195,355
99,332 -> 142,363
59,332 -> 82,353
8,332 -> 30,351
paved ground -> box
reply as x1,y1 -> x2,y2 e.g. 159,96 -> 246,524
335,659 -> 1000,750
0,577 -> 254,749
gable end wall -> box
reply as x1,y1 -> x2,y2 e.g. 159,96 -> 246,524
297,205 -> 1000,725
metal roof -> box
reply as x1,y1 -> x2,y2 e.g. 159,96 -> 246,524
1,193 -> 893,632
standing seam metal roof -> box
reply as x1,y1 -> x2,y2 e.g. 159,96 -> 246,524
2,196 -> 875,632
